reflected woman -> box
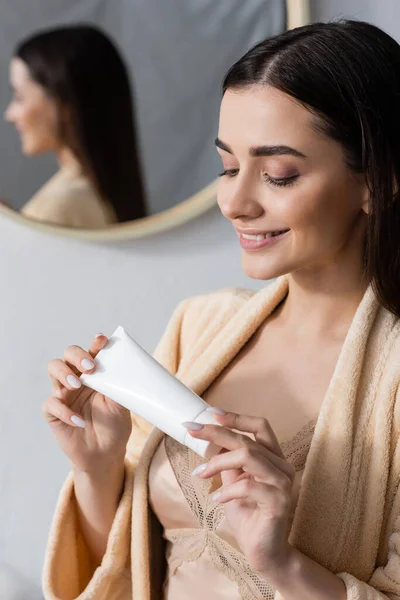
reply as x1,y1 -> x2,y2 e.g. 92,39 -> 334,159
5,25 -> 146,228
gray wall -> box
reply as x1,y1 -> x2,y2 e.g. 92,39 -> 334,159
311,0 -> 400,40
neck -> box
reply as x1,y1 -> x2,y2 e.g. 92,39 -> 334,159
57,147 -> 82,176
278,217 -> 369,341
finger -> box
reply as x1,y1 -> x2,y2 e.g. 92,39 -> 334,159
195,446 -> 294,489
213,478 -> 290,517
187,422 -> 294,478
64,345 -> 97,374
211,412 -> 285,458
42,395 -> 86,428
88,334 -> 108,358
48,358 -> 83,392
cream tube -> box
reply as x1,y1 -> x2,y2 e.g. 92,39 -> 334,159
80,326 -> 221,459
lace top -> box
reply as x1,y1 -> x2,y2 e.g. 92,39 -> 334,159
148,419 -> 316,600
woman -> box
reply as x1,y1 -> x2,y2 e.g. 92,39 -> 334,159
42,20 -> 400,600
5,25 -> 146,228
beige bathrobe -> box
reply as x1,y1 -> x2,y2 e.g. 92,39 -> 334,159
43,277 -> 400,600
22,170 -> 117,229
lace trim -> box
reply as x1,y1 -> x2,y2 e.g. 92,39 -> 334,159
164,418 -> 317,600
280,419 -> 317,471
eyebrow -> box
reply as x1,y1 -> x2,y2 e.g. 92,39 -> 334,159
215,137 -> 306,159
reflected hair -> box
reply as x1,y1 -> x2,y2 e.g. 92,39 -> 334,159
16,24 -> 146,222
223,20 -> 400,317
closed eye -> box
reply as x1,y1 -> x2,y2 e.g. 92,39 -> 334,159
263,174 -> 299,187
218,169 -> 239,177
218,169 -> 299,188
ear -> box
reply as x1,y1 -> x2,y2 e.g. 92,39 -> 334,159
361,183 -> 370,215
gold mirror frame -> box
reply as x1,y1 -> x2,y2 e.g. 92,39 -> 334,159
0,0 -> 310,241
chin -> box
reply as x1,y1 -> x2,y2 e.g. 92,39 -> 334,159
22,147 -> 35,156
21,135 -> 45,156
22,143 -> 42,156
241,253 -> 292,281
21,139 -> 34,155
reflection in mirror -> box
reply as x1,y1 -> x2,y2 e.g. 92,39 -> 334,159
0,0 -> 286,231
5,25 -> 147,229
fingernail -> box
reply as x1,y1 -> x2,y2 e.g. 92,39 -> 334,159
71,415 -> 86,428
181,421 -> 204,431
81,358 -> 95,370
191,463 -> 208,477
95,333 -> 105,338
211,491 -> 222,502
67,375 -> 81,389
206,407 -> 227,415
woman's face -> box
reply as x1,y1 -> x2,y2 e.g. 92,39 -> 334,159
217,85 -> 369,281
5,58 -> 61,156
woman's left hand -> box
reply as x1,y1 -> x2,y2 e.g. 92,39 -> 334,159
184,410 -> 296,577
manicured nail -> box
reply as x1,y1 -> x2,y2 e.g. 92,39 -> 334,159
181,421 -> 204,431
81,358 -> 95,370
211,490 -> 222,502
71,415 -> 86,428
95,333 -> 105,338
206,407 -> 227,415
191,463 -> 208,477
67,375 -> 81,389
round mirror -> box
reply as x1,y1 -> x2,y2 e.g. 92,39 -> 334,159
0,0 -> 309,240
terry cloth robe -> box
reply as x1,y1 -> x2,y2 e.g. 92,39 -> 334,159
43,276 -> 400,600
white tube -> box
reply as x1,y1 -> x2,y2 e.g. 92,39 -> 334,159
80,326 -> 221,459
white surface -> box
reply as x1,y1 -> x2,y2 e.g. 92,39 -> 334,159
0,564 -> 42,599
0,206 -> 262,588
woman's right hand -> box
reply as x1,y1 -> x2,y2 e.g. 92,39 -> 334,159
43,334 -> 132,474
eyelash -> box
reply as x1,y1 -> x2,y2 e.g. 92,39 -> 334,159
218,169 -> 298,188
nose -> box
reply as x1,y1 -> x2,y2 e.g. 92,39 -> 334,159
218,178 -> 264,222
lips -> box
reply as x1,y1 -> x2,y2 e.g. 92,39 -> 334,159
238,228 -> 291,251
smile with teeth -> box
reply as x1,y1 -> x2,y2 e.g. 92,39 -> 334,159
241,230 -> 289,240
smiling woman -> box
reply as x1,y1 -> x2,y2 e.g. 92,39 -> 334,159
42,16 -> 400,600
215,84 -> 370,288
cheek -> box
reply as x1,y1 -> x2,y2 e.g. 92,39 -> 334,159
283,176 -> 361,241
16,102 -> 43,136
263,188 -> 310,230
20,105 -> 36,129
23,102 -> 59,143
